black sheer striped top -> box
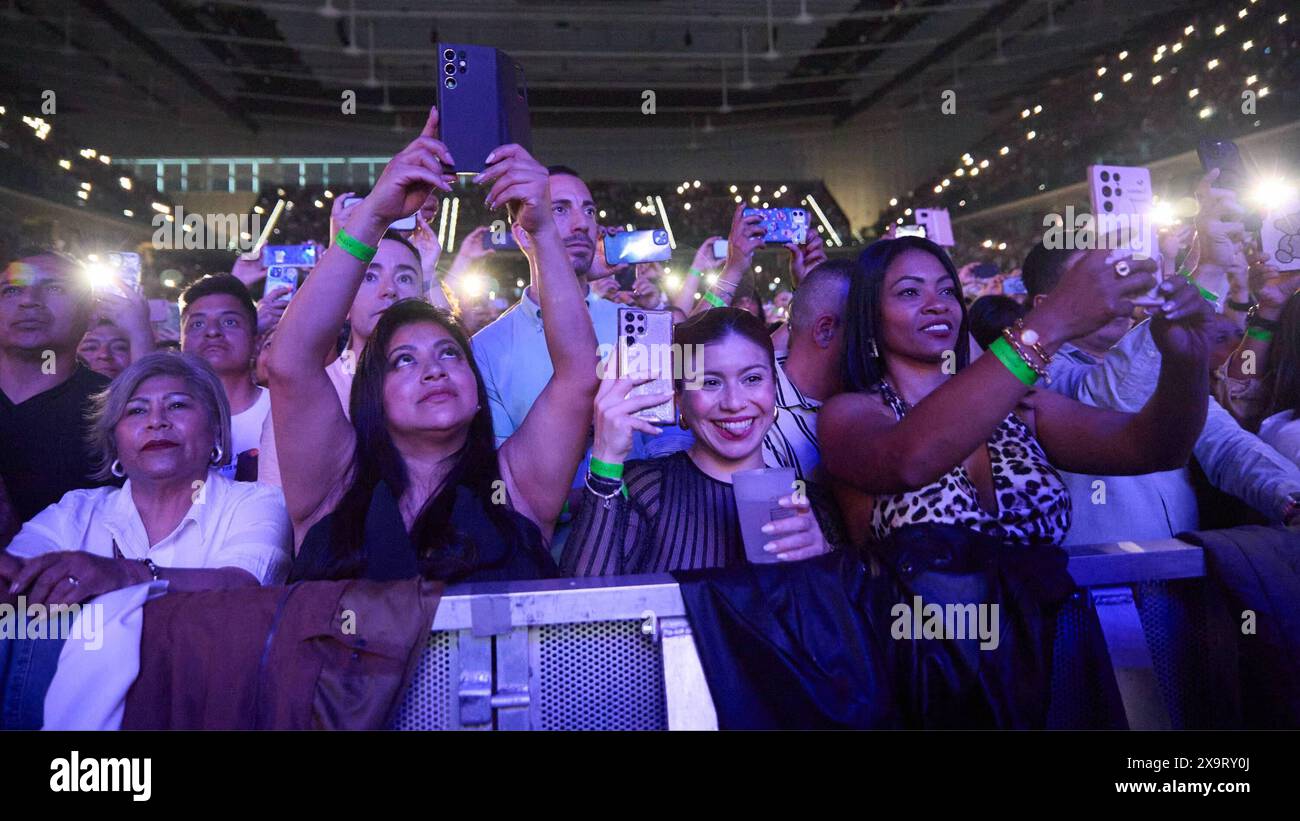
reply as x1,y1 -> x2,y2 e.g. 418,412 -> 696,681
561,450 -> 844,576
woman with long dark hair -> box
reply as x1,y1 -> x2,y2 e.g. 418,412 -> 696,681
820,236 -> 1216,547
562,307 -> 841,576
269,108 -> 598,582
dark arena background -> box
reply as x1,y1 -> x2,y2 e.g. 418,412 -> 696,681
0,0 -> 1296,800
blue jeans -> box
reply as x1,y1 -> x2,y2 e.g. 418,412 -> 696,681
0,633 -> 67,730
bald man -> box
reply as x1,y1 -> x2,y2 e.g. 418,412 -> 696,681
761,259 -> 854,481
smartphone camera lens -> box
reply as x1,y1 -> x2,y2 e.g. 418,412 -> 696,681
444,63 -> 457,76
637,326 -> 645,335
443,48 -> 456,61
1100,170 -> 1111,182
1102,185 -> 1112,197
445,77 -> 457,90
626,335 -> 636,346
635,313 -> 644,322
625,324 -> 634,333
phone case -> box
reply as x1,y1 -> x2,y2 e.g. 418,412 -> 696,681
914,208 -> 954,246
616,307 -> 674,425
1087,164 -> 1160,263
261,244 -> 317,267
744,208 -> 809,244
265,265 -> 301,299
604,230 -> 672,266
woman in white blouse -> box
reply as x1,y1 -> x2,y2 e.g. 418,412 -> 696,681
2,352 -> 291,604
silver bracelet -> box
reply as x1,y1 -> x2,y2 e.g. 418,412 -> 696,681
139,557 -> 161,581
585,473 -> 623,508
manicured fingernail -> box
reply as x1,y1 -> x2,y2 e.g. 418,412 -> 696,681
1162,301 -> 1176,312
485,152 -> 496,164
761,523 -> 774,534
763,542 -> 776,552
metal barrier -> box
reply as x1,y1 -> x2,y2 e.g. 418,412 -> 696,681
391,538 -> 1228,730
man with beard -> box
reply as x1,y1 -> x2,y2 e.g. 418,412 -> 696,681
472,166 -> 685,488
0,249 -> 110,528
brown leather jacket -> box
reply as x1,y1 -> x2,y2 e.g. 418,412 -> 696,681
123,577 -> 442,730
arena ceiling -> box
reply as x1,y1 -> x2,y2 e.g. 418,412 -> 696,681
2,0 -> 1211,142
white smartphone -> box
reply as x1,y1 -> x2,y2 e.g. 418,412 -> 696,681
1087,164 -> 1160,263
265,265 -> 302,300
616,306 -> 674,425
711,239 -> 728,260
914,208 -> 954,246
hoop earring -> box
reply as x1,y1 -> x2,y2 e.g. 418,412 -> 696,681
677,411 -> 688,431
110,459 -> 125,478
210,444 -> 224,466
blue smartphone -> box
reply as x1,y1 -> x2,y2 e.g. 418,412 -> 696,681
743,207 -> 809,244
604,229 -> 671,265
261,244 -> 317,267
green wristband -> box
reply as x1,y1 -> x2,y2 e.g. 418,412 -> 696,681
1246,325 -> 1274,343
589,457 -> 624,480
335,229 -> 378,263
1177,269 -> 1219,304
689,267 -> 704,279
703,291 -> 727,308
989,336 -> 1039,387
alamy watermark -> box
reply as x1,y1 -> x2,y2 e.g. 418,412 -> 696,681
891,595 -> 1000,650
0,596 -> 104,650
1042,207 -> 1159,259
597,342 -> 706,390
152,206 -> 262,252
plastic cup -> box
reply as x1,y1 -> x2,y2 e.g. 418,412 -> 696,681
732,467 -> 798,564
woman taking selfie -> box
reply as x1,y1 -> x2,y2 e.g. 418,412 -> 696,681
269,107 -> 598,583
562,307 -> 841,576
819,236 -> 1215,547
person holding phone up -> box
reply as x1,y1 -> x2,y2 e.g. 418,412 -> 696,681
820,237 -> 1215,548
270,107 -> 596,582
562,308 -> 842,576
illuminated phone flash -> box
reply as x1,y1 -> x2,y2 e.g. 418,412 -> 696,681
1250,177 -> 1299,211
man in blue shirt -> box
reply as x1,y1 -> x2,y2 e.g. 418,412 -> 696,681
1021,242 -> 1300,544
472,166 -> 690,488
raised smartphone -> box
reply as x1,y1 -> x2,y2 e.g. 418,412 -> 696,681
743,207 -> 809,244
615,306 -> 674,425
604,229 -> 672,266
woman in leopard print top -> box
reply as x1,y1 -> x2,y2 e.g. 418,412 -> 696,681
820,236 -> 1215,548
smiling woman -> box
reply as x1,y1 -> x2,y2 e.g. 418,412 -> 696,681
820,237 -> 1215,548
3,352 -> 292,605
562,307 -> 843,576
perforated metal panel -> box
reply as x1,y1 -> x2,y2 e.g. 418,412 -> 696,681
1135,579 -> 1210,729
1046,591 -> 1126,729
390,630 -> 456,730
532,619 -> 668,731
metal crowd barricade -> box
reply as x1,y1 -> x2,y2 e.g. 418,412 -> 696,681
391,538 -> 1229,731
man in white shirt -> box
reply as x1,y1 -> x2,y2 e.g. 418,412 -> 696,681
180,275 -> 267,479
